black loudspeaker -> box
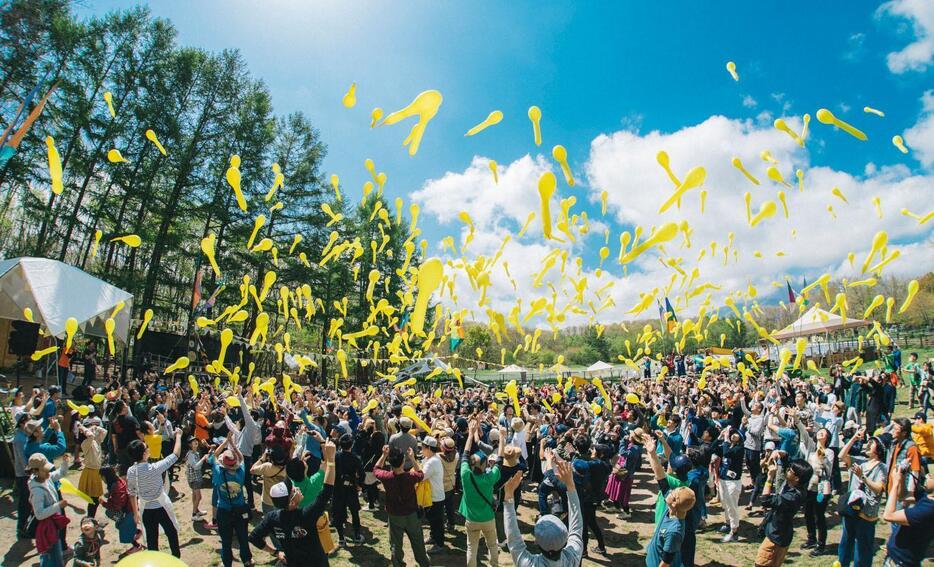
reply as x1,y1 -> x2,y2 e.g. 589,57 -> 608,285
8,320 -> 39,356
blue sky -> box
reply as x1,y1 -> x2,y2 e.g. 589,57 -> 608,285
81,1 -> 934,323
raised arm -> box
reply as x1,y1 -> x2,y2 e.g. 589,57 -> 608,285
644,435 -> 666,481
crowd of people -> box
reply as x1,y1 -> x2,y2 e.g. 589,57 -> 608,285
7,343 -> 934,567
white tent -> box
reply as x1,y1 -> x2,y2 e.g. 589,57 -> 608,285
0,257 -> 134,343
772,306 -> 870,341
498,364 -> 527,374
586,360 -> 614,373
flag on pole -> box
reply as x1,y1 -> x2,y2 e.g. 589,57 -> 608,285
449,320 -> 465,351
191,269 -> 202,310
664,297 -> 678,333
786,281 -> 796,304
801,277 -> 810,306
657,299 -> 667,333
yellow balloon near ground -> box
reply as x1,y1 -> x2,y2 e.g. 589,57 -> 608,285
92,394 -> 106,403
115,550 -> 189,567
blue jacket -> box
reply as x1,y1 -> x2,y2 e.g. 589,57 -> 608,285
24,429 -> 66,462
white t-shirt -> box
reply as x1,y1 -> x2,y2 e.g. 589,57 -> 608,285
509,428 -> 528,460
423,454 -> 446,503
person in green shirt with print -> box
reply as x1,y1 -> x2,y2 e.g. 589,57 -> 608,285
905,352 -> 922,409
460,417 -> 504,567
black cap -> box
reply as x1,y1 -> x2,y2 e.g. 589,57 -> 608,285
914,412 -> 927,422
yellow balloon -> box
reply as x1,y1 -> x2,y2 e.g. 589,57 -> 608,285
46,136 -> 63,195
725,60 -> 739,81
226,396 -> 240,407
402,405 -> 432,434
137,308 -> 154,340
145,129 -> 167,155
465,110 -> 503,136
111,234 -> 141,247
552,145 -> 574,186
59,478 -> 94,504
91,394 -> 106,403
379,90 -> 443,156
115,550 -> 189,567
104,318 -> 116,355
342,82 -> 357,108
188,374 -> 199,396
107,148 -> 128,163
164,356 -> 190,374
816,108 -> 867,141
625,393 -> 641,405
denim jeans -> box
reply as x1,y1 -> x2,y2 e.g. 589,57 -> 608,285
39,540 -> 63,567
217,506 -> 252,567
837,515 -> 876,567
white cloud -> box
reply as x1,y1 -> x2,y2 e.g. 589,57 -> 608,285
905,90 -> 934,169
412,114 -> 934,328
742,95 -> 757,109
879,0 -> 934,73
411,154 -> 553,233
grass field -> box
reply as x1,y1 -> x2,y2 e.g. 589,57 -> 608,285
1,359 -> 931,566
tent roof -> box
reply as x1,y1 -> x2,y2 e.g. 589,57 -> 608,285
586,360 -> 614,372
0,257 -> 133,343
772,305 -> 870,341
498,364 -> 527,373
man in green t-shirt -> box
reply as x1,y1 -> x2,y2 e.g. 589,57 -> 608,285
646,431 -> 693,524
286,455 -> 324,507
459,418 -> 503,567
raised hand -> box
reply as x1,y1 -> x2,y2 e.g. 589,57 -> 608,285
554,457 -> 573,486
504,471 -> 523,495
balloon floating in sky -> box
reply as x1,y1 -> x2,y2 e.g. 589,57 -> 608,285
766,166 -> 790,187
892,135 -> 908,154
538,171 -> 557,239
465,110 -> 503,136
111,234 -> 141,247
226,154 -> 247,211
528,106 -> 542,146
863,106 -> 884,117
65,317 -> 78,351
46,136 -> 63,195
370,108 -> 382,128
342,82 -> 357,108
552,145 -> 574,186
164,356 -> 190,374
731,157 -> 760,185
201,232 -> 221,277
898,279 -> 919,314
816,108 -> 867,141
107,149 -> 127,163
137,308 -> 153,339
103,91 -> 116,117
658,166 -> 705,213
145,129 -> 166,155
725,61 -> 739,81
104,318 -> 115,355
410,258 -> 443,336
378,89 -> 443,156
749,200 -> 777,227
489,160 -> 499,184
774,119 -> 804,146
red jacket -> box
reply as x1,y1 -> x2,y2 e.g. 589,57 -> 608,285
36,513 -> 70,554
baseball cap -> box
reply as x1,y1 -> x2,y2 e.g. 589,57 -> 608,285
511,417 -> 525,432
270,482 -> 290,499
914,412 -> 927,422
84,416 -> 102,427
670,454 -> 692,481
441,438 -> 456,452
421,436 -> 439,450
534,514 -> 569,551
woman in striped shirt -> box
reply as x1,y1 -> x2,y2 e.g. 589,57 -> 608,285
127,427 -> 183,557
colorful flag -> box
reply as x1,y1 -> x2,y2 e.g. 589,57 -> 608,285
657,299 -> 667,333
801,277 -> 810,306
786,281 -> 796,304
191,269 -> 202,310
449,320 -> 465,351
664,297 -> 677,332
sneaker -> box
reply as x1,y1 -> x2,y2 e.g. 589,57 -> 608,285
591,546 -> 607,555
353,534 -> 365,544
809,545 -> 825,557
718,525 -> 731,534
617,510 -> 631,519
801,540 -> 817,550
722,533 -> 737,543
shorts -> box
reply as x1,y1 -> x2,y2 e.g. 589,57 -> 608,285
755,539 -> 788,567
188,479 -> 203,490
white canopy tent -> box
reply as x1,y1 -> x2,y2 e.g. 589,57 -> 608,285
498,364 -> 527,374
772,306 -> 870,341
0,257 -> 133,343
586,360 -> 614,374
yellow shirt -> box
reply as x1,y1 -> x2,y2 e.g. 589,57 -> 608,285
912,423 -> 934,457
145,434 -> 164,459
